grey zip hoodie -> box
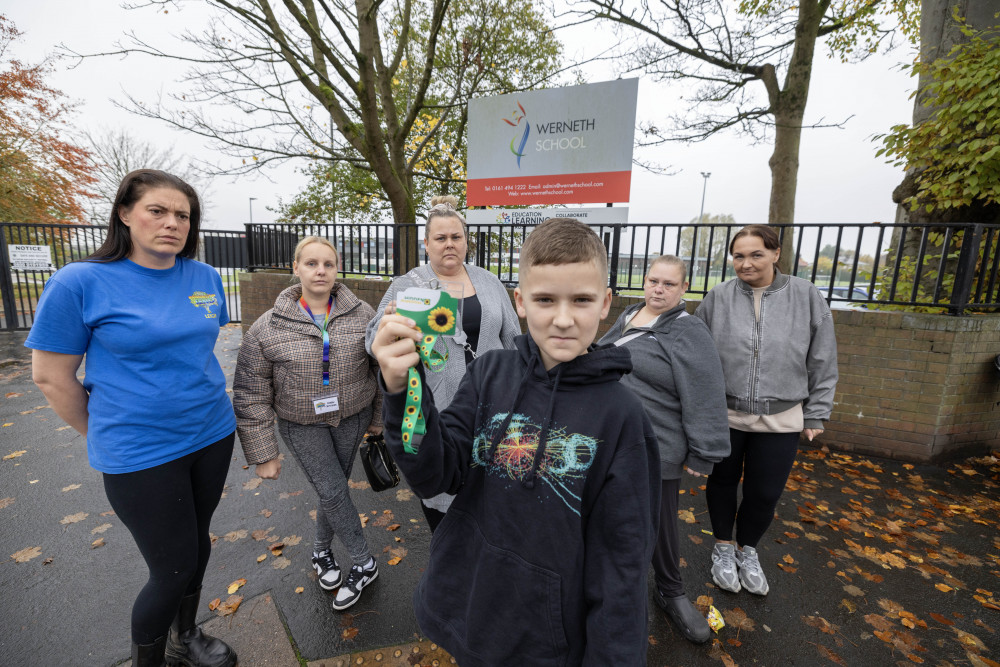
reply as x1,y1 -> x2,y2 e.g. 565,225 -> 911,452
694,271 -> 838,429
600,302 -> 730,479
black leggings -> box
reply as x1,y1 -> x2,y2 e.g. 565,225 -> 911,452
705,429 -> 799,548
103,433 -> 235,644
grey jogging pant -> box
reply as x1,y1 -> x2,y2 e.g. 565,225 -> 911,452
277,407 -> 373,566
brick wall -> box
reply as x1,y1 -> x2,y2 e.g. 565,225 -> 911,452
240,272 -> 1000,462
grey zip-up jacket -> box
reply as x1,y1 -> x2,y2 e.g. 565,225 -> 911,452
694,271 -> 838,430
600,302 -> 730,479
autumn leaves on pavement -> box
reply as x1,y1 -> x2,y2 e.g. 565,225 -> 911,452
670,448 -> 1000,667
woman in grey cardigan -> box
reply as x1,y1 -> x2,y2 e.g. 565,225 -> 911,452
695,225 -> 837,598
365,196 -> 521,530
600,255 -> 729,645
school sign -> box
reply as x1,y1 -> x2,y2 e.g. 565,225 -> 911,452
467,79 -> 638,206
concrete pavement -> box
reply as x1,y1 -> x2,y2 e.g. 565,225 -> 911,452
1,327 -> 998,666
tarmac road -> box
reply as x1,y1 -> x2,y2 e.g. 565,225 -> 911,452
1,327 -> 998,666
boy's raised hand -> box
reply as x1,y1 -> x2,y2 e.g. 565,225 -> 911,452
371,302 -> 422,393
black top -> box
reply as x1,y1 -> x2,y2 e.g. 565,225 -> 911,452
462,294 -> 481,364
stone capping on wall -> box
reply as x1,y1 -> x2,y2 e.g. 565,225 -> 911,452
239,272 -> 1000,463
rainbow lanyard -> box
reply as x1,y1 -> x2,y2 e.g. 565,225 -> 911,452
300,296 -> 333,386
401,333 -> 448,454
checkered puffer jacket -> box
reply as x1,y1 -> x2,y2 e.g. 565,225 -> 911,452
234,282 -> 382,464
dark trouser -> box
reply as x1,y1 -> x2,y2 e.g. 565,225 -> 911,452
103,432 -> 235,644
277,408 -> 373,566
706,429 -> 799,548
652,478 -> 684,598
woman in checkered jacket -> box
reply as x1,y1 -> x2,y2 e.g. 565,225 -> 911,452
234,236 -> 382,612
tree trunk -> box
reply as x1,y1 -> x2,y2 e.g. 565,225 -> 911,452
889,0 -> 1000,299
765,0 -> 825,274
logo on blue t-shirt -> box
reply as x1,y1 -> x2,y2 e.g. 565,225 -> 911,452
188,291 -> 220,318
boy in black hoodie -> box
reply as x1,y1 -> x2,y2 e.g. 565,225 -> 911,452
372,217 -> 660,666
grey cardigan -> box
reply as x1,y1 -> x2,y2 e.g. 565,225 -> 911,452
365,264 -> 521,511
600,302 -> 730,479
694,271 -> 838,429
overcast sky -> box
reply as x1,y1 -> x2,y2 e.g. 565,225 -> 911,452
11,2 -> 917,231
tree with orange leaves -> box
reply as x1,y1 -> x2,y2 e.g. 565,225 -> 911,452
0,15 -> 96,225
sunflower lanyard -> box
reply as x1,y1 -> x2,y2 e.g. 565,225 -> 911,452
395,286 -> 460,455
400,334 -> 449,454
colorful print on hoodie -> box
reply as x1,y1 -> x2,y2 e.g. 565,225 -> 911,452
381,333 -> 660,666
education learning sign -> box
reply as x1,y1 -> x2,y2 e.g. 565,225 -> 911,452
467,79 -> 638,206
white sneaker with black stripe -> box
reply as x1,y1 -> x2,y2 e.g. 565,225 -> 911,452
311,550 -> 342,590
332,558 -> 378,610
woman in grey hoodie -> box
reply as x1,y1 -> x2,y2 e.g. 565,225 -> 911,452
600,255 -> 730,644
695,225 -> 838,598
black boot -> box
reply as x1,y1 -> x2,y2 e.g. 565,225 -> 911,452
164,587 -> 237,667
131,636 -> 167,667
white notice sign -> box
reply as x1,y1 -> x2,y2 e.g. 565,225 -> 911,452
9,245 -> 54,271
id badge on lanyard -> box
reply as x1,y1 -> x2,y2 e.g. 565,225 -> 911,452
300,295 -> 338,414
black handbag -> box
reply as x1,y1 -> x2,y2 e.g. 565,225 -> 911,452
359,433 -> 400,492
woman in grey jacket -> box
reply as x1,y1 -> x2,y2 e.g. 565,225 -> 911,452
695,225 -> 838,597
365,196 -> 521,530
600,255 -> 730,645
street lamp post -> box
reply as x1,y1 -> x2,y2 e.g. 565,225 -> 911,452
249,197 -> 257,224
698,172 -> 711,224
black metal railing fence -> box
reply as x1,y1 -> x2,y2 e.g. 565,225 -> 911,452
4,220 -> 999,330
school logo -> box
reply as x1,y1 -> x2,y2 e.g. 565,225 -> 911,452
188,291 -> 219,318
502,101 -> 529,169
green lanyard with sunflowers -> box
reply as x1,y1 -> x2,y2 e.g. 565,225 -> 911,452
396,287 -> 459,454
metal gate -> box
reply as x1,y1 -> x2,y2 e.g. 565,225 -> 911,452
0,223 -> 246,331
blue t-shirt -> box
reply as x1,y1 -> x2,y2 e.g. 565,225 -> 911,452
25,257 -> 236,473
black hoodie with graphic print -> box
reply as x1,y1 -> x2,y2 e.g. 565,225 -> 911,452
381,333 -> 660,667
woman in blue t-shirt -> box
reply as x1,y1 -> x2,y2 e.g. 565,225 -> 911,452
26,170 -> 238,667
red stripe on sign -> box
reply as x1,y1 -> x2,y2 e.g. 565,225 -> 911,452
467,171 -> 632,206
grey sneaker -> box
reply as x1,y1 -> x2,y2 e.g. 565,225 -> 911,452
311,550 -> 342,590
711,542 -> 741,593
735,546 -> 769,595
332,557 -> 378,610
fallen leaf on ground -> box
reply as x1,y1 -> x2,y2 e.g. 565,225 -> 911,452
216,595 -> 242,616
0,497 -> 14,510
374,511 -> 395,527
272,557 -> 291,570
387,556 -> 402,565
294,586 -> 304,594
677,509 -> 697,524
843,584 -> 865,597
278,490 -> 303,499
60,512 -> 88,524
359,514 -> 369,527
395,488 -> 414,501
282,535 -> 302,546
208,598 -> 221,611
251,529 -> 271,541
61,484 -> 81,492
387,523 -> 401,531
256,554 -> 267,563
91,538 -> 105,549
12,546 -> 42,563
342,627 -> 358,640
723,607 -> 755,631
348,479 -> 370,489
227,578 -> 247,594
817,644 -> 848,666
243,478 -> 262,490
803,615 -> 838,635
260,509 -> 272,518
223,530 -> 248,542
936,583 -> 954,593
3,450 -> 26,460
6,392 -> 23,398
